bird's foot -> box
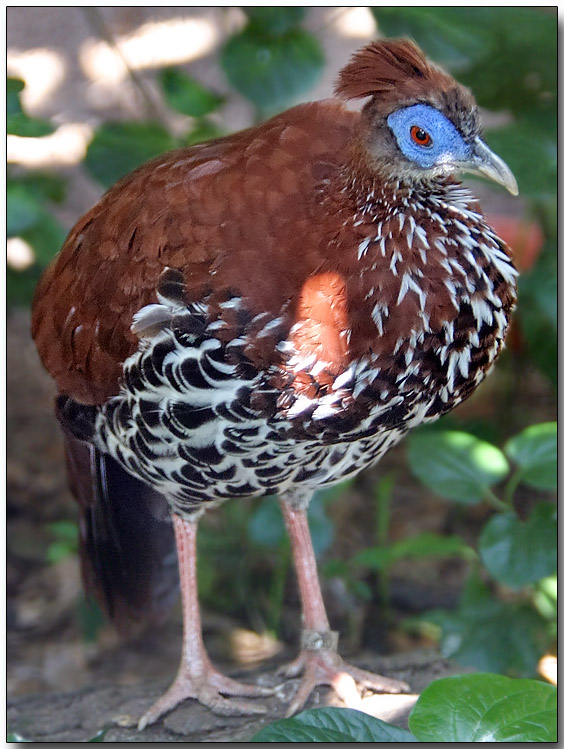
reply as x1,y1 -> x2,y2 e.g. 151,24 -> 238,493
278,629 -> 410,717
138,665 -> 273,730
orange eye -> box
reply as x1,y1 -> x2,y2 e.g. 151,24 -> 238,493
410,125 -> 432,147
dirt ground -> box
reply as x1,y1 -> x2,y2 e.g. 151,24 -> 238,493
6,6 -> 553,742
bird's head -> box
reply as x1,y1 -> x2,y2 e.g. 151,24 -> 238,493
335,39 -> 518,195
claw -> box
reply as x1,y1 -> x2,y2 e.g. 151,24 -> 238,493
137,669 -> 272,729
281,649 -> 410,717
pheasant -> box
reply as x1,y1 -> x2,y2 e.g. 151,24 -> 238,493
32,39 -> 518,727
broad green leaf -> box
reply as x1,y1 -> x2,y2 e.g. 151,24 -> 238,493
373,8 -> 493,68
533,574 -> 557,622
6,733 -> 32,742
251,707 -> 418,742
426,580 -> 549,676
248,496 -> 284,548
307,492 -> 334,556
46,541 -> 76,564
7,265 -> 42,307
479,503 -> 557,588
409,673 -> 557,742
221,28 -> 324,115
85,121 -> 175,188
7,184 -> 43,235
7,112 -> 55,137
7,76 -> 55,137
407,430 -> 509,504
10,172 -> 67,203
7,76 -> 25,117
504,422 -> 556,490
244,7 -> 306,35
159,68 -> 224,117
21,211 -> 67,265
247,494 -> 332,556
353,532 -> 474,571
485,124 -> 556,199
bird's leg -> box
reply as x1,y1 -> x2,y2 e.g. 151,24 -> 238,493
138,513 -> 271,730
279,494 -> 409,717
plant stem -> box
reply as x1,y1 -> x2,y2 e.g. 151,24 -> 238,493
503,470 -> 523,508
81,7 -> 167,124
482,486 -> 510,512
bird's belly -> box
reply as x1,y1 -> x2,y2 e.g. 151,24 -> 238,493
97,391 -> 405,516
94,323 -> 418,515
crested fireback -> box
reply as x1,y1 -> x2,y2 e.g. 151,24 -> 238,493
32,38 -> 518,727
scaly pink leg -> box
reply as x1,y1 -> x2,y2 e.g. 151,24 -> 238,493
138,513 -> 271,730
279,496 -> 409,717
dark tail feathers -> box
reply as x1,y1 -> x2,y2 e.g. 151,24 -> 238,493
56,396 -> 179,629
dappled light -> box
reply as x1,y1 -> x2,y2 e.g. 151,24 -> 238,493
79,16 -> 222,85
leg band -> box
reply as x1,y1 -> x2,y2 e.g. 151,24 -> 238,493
301,628 -> 339,652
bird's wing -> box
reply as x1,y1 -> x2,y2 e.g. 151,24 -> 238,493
31,100 -> 356,405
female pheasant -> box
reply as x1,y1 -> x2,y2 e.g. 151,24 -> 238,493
32,39 -> 518,727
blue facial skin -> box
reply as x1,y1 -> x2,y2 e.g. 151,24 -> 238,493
387,104 -> 472,169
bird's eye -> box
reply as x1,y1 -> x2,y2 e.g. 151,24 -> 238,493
410,125 -> 432,147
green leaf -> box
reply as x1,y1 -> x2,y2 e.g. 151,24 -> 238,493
7,76 -> 55,137
21,211 -> 67,265
307,492 -> 334,557
407,430 -> 509,504
7,265 -> 42,307
221,28 -> 324,115
504,422 -> 557,490
159,68 -> 224,117
409,673 -> 557,742
244,8 -> 306,35
485,124 -> 556,199
373,8 -> 493,68
251,707 -> 418,742
48,520 -> 79,543
247,494 -> 333,556
7,77 -> 25,117
7,112 -> 55,137
426,576 -> 550,676
517,244 -> 557,385
46,541 -> 76,564
7,184 -> 43,235
11,172 -> 67,203
479,503 -> 557,588
85,121 -> 175,188
353,532 -> 474,571
533,574 -> 557,622
248,496 -> 284,548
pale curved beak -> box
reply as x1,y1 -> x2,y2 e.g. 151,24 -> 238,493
463,138 -> 519,196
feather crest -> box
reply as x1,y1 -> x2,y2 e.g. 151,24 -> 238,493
335,38 -> 453,104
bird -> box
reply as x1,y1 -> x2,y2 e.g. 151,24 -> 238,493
31,38 -> 518,728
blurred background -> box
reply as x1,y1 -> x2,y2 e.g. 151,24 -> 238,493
7,7 -> 557,705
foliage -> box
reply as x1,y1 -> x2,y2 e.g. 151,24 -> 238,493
251,674 -> 556,742
221,8 -> 324,117
7,78 -> 68,306
404,422 -> 556,676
